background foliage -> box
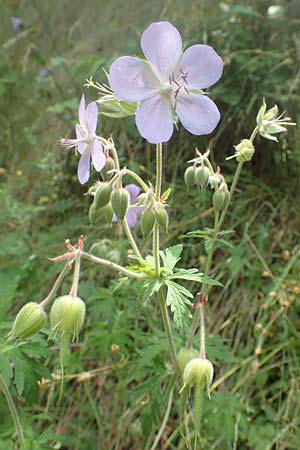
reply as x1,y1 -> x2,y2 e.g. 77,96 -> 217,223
0,0 -> 299,449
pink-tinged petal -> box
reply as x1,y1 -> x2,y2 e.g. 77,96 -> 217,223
141,22 -> 182,79
78,95 -> 87,129
125,184 -> 140,203
180,45 -> 223,89
77,148 -> 91,184
76,124 -> 87,155
135,95 -> 173,144
126,209 -> 138,228
176,93 -> 221,135
91,139 -> 105,172
86,101 -> 98,135
109,56 -> 157,102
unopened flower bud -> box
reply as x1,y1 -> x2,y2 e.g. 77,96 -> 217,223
178,347 -> 199,374
209,173 -> 221,189
195,166 -> 210,187
111,187 -> 130,221
184,166 -> 196,189
8,302 -> 46,341
94,183 -> 112,209
234,139 -> 255,162
50,295 -> 86,341
154,206 -> 169,233
101,157 -> 115,180
89,203 -> 101,224
102,202 -> 114,225
180,357 -> 214,397
213,184 -> 229,211
141,208 -> 155,238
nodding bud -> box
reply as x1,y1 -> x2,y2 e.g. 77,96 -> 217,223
89,203 -> 101,224
94,183 -> 112,209
154,206 -> 169,233
180,357 -> 214,397
184,166 -> 196,189
141,208 -> 155,238
7,302 -> 46,341
213,184 -> 229,211
178,347 -> 199,374
111,187 -> 130,221
195,165 -> 211,188
102,202 -> 114,225
50,295 -> 86,341
209,173 -> 222,189
101,157 -> 115,180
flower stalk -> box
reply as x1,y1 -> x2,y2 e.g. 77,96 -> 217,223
0,374 -> 24,445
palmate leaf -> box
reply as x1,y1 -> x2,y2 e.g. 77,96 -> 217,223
165,280 -> 192,334
137,278 -> 162,306
160,244 -> 183,272
171,268 -> 223,287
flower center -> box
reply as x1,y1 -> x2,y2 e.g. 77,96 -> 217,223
159,70 -> 189,99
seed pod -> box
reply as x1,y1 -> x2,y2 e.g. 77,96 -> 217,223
111,188 -> 130,221
213,189 -> 226,211
234,139 -> 255,162
141,208 -> 155,238
50,295 -> 86,341
101,157 -> 115,180
155,206 -> 169,233
178,347 -> 199,374
180,357 -> 214,396
184,166 -> 196,189
8,302 -> 46,341
89,203 -> 101,224
94,183 -> 112,210
195,166 -> 210,188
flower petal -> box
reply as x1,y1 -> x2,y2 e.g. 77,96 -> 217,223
77,148 -> 91,184
76,124 -> 87,155
86,101 -> 98,135
109,56 -> 157,102
91,139 -> 105,172
141,22 -> 182,79
135,95 -> 173,144
78,95 -> 87,129
176,93 -> 220,135
180,45 -> 223,89
125,184 -> 140,203
126,209 -> 138,228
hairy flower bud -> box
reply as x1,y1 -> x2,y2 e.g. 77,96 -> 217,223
213,183 -> 229,211
184,166 -> 196,189
235,139 -> 255,162
178,347 -> 199,374
94,183 -> 112,209
195,166 -> 211,188
102,202 -> 114,225
180,357 -> 214,397
8,302 -> 46,341
141,208 -> 155,238
50,295 -> 86,341
111,187 -> 130,221
101,157 -> 115,180
89,203 -> 101,224
154,206 -> 169,233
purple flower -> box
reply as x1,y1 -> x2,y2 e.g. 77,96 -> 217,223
11,17 -> 24,33
60,95 -> 105,184
109,22 -> 223,144
38,67 -> 53,78
113,184 -> 143,228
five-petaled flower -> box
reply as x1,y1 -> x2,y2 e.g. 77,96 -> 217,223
60,95 -> 105,184
113,184 -> 143,228
109,21 -> 223,144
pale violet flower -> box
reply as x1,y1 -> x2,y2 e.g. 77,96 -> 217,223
256,99 -> 296,142
109,21 -> 223,144
113,184 -> 143,228
61,95 -> 105,184
11,17 -> 24,34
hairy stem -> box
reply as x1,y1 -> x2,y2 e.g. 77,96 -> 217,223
70,251 -> 81,297
39,262 -> 69,308
81,252 -> 144,279
123,218 -> 143,259
153,143 -> 177,367
0,374 -> 24,445
124,169 -> 149,192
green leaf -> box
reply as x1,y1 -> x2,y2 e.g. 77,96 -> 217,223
171,268 -> 223,287
137,278 -> 162,305
165,280 -> 192,334
160,244 -> 183,272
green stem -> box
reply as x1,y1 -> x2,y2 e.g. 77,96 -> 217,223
194,384 -> 203,450
70,251 -> 81,297
0,374 -> 24,444
40,262 -> 69,308
199,303 -> 206,359
122,218 -> 143,259
153,143 -> 177,367
81,252 -> 144,279
124,169 -> 149,192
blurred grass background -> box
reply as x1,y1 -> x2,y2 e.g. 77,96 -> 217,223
0,0 -> 300,449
